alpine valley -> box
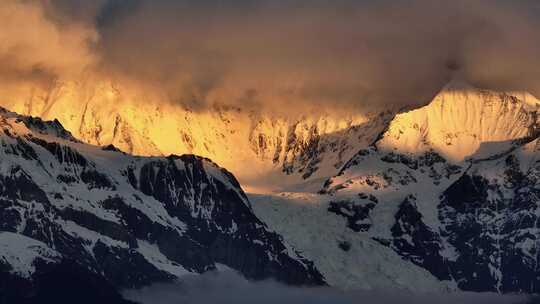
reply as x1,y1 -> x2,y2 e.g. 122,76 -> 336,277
2,78 -> 540,302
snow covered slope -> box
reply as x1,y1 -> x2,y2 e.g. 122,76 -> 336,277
0,107 -> 324,300
250,192 -> 454,292
0,232 -> 61,279
374,81 -> 538,162
0,80 -> 394,192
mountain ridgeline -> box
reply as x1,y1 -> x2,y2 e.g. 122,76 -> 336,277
0,108 -> 323,303
2,80 -> 540,299
0,79 -> 395,191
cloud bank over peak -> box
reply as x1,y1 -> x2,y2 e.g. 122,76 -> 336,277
2,0 -> 540,114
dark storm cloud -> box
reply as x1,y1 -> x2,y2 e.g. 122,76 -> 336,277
3,0 -> 540,113
122,270 -> 528,304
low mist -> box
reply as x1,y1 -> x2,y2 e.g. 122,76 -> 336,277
123,271 -> 530,304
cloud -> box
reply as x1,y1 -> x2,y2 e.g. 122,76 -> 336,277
91,0 -> 540,112
3,0 -> 540,114
0,0 -> 98,82
122,270 -> 529,304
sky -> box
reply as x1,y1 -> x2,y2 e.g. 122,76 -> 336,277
2,0 -> 540,113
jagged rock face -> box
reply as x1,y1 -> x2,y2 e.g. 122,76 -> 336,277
437,148 -> 540,292
0,108 -> 324,299
0,80 -> 393,190
387,195 -> 451,281
321,86 -> 540,292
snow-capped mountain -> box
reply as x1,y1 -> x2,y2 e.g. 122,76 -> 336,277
306,82 -> 540,293
3,77 -> 540,296
0,107 -> 323,302
0,80 -> 394,192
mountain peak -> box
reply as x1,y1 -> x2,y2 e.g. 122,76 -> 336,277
441,73 -> 476,92
439,74 -> 540,108
373,77 -> 540,162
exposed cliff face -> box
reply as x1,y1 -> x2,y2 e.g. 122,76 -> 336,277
0,80 -> 393,192
0,107 -> 324,302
